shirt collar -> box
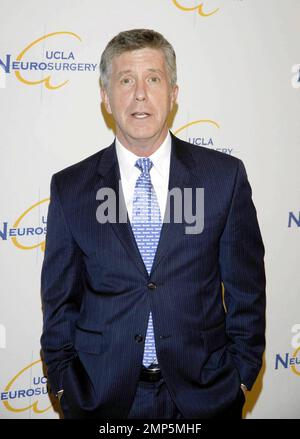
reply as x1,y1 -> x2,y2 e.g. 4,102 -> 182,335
115,131 -> 171,182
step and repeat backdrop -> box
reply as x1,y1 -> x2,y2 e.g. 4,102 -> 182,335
0,0 -> 299,419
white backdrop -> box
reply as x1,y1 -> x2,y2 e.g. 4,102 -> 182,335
0,0 -> 299,419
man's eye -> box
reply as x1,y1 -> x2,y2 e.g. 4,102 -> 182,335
148,76 -> 160,83
121,77 -> 133,85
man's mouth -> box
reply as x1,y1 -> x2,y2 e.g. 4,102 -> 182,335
131,112 -> 151,119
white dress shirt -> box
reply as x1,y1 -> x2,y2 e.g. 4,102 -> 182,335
115,132 -> 171,222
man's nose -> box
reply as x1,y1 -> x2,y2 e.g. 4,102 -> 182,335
134,79 -> 147,101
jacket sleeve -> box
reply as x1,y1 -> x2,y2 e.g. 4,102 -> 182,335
40,174 -> 83,396
219,159 -> 266,390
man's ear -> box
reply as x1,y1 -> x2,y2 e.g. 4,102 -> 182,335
100,87 -> 112,114
170,84 -> 179,109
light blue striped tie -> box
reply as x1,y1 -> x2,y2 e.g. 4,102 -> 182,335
131,157 -> 162,367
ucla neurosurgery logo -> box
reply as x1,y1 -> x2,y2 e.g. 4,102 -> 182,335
0,31 -> 97,89
1,360 -> 52,414
172,0 -> 220,17
174,119 -> 239,156
0,198 -> 49,252
275,324 -> 300,377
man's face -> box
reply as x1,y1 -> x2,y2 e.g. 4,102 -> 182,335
101,47 -> 178,151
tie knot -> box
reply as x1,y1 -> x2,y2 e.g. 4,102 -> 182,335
135,157 -> 153,175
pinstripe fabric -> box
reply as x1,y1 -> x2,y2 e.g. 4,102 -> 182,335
40,132 -> 266,419
131,158 -> 162,367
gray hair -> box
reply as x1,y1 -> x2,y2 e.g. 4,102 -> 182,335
99,29 -> 177,90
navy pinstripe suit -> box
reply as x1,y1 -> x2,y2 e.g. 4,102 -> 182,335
40,132 -> 266,418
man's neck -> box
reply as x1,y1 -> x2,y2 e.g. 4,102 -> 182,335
116,129 -> 169,157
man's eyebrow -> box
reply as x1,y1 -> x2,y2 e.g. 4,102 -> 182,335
146,68 -> 164,75
116,70 -> 132,78
116,68 -> 164,78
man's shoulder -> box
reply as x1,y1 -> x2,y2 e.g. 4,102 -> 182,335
52,142 -> 113,185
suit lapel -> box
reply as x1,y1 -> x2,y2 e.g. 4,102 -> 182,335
150,133 -> 196,275
95,142 -> 148,277
95,134 -> 197,278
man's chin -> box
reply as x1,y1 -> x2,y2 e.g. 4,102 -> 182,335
125,130 -> 160,144
116,125 -> 168,148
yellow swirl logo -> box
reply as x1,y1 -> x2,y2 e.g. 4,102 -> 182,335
275,325 -> 300,376
2,360 -> 52,413
0,31 -> 97,90
0,198 -> 49,252
11,198 -> 49,252
174,119 -> 220,136
15,32 -> 81,89
291,346 -> 300,376
172,0 -> 220,17
174,119 -> 238,156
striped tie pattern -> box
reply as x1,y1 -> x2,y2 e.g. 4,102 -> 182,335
131,157 -> 162,367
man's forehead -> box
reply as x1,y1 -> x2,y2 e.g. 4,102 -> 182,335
111,48 -> 166,69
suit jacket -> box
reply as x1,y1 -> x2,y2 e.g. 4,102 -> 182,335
40,132 -> 266,418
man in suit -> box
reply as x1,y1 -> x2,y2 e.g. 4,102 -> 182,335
40,29 -> 266,419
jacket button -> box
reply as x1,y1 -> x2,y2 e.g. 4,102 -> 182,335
135,334 -> 144,343
147,282 -> 157,290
